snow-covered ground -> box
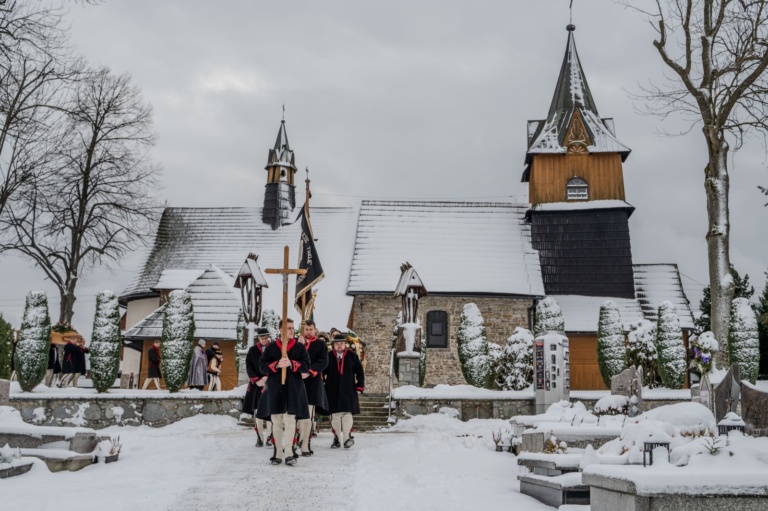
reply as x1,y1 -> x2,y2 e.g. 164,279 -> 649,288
1,409 -> 555,511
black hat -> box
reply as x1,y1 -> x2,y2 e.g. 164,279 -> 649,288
332,333 -> 347,343
256,327 -> 270,337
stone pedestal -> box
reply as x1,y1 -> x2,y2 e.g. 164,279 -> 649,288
237,350 -> 248,387
0,379 -> 9,405
397,353 -> 420,387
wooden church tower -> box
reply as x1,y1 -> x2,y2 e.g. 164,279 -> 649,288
262,119 -> 297,229
524,24 -> 636,299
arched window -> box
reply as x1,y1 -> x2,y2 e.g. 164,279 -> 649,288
280,168 -> 287,182
566,177 -> 588,200
426,310 -> 448,348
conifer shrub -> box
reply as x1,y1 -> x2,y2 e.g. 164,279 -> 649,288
457,303 -> 490,387
491,327 -> 534,391
597,300 -> 626,388
534,297 -> 565,335
655,301 -> 686,389
729,297 -> 760,384
161,290 -> 196,393
89,291 -> 122,393
0,314 -> 14,380
14,291 -> 51,392
626,319 -> 657,386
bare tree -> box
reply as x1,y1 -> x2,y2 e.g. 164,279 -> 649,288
4,67 -> 161,324
626,0 -> 768,359
0,1 -> 74,223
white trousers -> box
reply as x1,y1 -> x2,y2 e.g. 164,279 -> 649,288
208,374 -> 221,391
256,418 -> 272,443
271,413 -> 297,460
297,405 -> 315,452
59,373 -> 76,388
142,377 -> 161,390
44,369 -> 57,387
331,412 -> 354,444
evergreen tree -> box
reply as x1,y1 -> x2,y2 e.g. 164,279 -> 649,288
492,327 -> 534,391
655,301 -> 686,389
161,290 -> 196,393
626,320 -> 657,386
457,303 -> 490,388
695,265 -> 754,333
89,291 -> 122,393
729,297 -> 760,384
534,297 -> 565,335
14,291 -> 51,392
757,272 -> 768,379
0,314 -> 13,380
597,301 -> 627,388
261,309 -> 279,340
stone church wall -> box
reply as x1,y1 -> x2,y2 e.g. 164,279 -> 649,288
351,295 -> 533,393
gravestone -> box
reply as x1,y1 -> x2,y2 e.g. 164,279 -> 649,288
740,380 -> 768,437
610,366 -> 644,413
0,379 -> 9,406
713,364 -> 740,423
691,374 -> 713,411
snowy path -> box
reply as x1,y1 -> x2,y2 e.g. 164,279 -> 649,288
3,413 -> 555,511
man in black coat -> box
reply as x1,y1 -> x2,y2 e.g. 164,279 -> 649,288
72,339 -> 89,388
45,345 -> 61,387
296,319 -> 329,457
325,333 -> 365,449
257,318 -> 310,466
59,340 -> 79,388
142,340 -> 162,390
243,328 -> 272,447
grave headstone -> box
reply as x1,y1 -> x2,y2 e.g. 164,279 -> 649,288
740,380 -> 768,437
610,366 -> 645,413
713,364 -> 740,423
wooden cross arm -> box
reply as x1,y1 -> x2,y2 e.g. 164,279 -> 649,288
265,269 -> 307,275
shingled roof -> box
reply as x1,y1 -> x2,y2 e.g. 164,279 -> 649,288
633,263 -> 695,330
121,206 -> 359,330
525,25 -> 630,166
347,201 -> 545,296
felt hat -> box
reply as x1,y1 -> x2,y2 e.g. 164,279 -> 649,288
332,333 -> 347,343
256,327 -> 270,337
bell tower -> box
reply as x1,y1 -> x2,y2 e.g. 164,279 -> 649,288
524,25 -> 636,298
262,119 -> 297,229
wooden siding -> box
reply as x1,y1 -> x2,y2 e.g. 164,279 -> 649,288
138,340 -> 238,390
529,153 -> 625,206
569,334 -> 608,391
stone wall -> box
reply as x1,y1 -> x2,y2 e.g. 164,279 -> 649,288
398,398 -> 534,421
352,295 -> 533,392
7,396 -> 243,429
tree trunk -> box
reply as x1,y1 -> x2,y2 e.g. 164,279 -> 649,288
704,128 -> 734,367
58,276 -> 78,325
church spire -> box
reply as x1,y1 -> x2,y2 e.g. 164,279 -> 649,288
262,117 -> 297,230
525,25 -> 630,165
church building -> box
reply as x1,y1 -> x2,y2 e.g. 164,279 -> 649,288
120,25 -> 693,392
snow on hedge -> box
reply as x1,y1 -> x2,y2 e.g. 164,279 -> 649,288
14,291 -> 51,392
457,304 -> 490,388
161,290 -> 196,393
597,300 -> 626,388
728,297 -> 759,384
627,319 -> 657,386
492,327 -> 534,391
534,297 -> 564,335
89,291 -> 122,393
655,301 -> 686,389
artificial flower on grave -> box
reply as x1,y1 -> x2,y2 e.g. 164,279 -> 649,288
691,331 -> 719,374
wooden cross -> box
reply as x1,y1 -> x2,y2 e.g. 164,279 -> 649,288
265,246 -> 306,384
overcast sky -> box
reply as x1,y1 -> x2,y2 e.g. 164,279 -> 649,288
0,0 -> 766,337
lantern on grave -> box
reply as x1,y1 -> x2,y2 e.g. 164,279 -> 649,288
234,253 -> 269,349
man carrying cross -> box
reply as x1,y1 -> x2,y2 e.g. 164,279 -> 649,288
257,318 -> 310,466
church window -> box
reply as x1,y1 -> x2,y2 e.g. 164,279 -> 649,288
566,177 -> 588,200
426,310 -> 448,348
280,168 -> 287,182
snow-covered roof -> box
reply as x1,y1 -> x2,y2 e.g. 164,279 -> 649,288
633,264 -> 695,330
552,295 -> 645,333
153,269 -> 205,291
526,26 -> 630,164
531,200 -> 634,213
347,201 -> 545,296
121,206 -> 359,331
125,265 -> 242,340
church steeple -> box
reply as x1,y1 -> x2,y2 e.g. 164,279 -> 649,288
262,119 -> 297,229
525,25 -> 630,166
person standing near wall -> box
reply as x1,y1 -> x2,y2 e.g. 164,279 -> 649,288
187,339 -> 208,390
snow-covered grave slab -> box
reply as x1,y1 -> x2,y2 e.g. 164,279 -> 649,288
0,457 -> 34,479
394,384 -> 536,421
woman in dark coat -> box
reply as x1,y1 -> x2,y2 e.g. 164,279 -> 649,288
324,334 -> 365,448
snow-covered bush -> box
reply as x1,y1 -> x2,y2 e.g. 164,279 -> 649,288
690,331 -> 718,375
457,303 -> 491,388
89,291 -> 122,393
14,291 -> 51,392
729,297 -> 760,384
161,290 -> 196,393
491,327 -> 534,390
655,301 -> 686,389
627,319 -> 657,386
260,309 -> 279,340
597,300 -> 626,388
534,297 -> 564,335
593,395 -> 630,416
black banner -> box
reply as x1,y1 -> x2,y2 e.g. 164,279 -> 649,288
295,208 -> 324,317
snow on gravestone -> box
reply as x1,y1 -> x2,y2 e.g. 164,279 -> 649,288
713,364 -> 741,423
610,366 -> 645,414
